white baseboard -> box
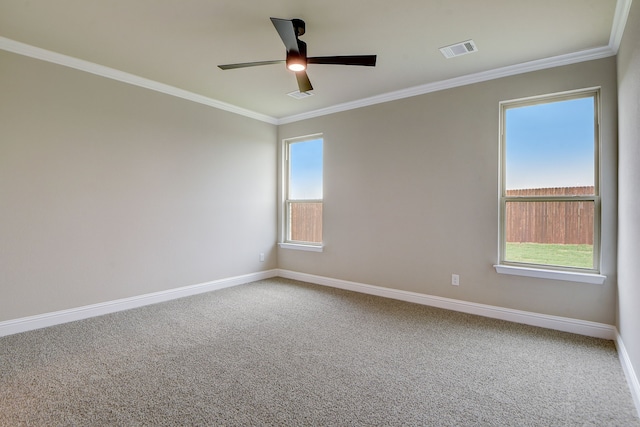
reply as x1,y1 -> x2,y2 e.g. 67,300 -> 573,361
616,333 -> 640,418
278,270 -> 640,414
2,269 -> 637,417
277,269 -> 617,340
1,268 -> 617,340
0,269 -> 279,338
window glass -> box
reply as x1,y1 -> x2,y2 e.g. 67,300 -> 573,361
289,139 -> 323,199
286,137 -> 323,245
501,91 -> 599,271
505,97 -> 595,192
505,200 -> 595,268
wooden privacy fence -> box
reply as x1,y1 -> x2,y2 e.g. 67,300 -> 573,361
290,202 -> 323,243
289,187 -> 595,245
506,186 -> 595,245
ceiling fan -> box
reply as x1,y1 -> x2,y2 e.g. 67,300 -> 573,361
218,17 -> 377,93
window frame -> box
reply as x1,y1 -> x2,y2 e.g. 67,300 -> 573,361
497,88 -> 602,277
281,133 -> 324,250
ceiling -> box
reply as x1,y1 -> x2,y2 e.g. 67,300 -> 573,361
0,1 -> 629,123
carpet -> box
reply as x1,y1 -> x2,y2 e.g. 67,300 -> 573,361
1,278 -> 638,426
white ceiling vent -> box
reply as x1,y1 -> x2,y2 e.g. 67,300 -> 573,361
439,40 -> 478,59
287,90 -> 314,100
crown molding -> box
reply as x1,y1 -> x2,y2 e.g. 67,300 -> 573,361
278,0 -> 632,125
609,0 -> 634,53
1,0 -> 631,126
277,45 -> 616,125
0,37 -> 279,125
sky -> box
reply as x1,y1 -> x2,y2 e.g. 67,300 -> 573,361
289,138 -> 323,199
505,96 -> 595,190
288,97 -> 595,197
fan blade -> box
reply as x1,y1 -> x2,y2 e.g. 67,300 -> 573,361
218,60 -> 284,70
270,17 -> 299,53
295,71 -> 313,92
308,55 -> 377,66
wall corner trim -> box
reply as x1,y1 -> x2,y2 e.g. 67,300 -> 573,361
0,270 -> 279,338
616,332 -> 640,418
277,269 -> 617,340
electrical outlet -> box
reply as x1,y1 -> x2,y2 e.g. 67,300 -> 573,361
451,274 -> 460,286
259,253 -> 265,262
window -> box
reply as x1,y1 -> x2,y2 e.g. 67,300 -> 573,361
499,89 -> 600,274
283,135 -> 323,247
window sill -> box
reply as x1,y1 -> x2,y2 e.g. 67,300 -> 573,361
278,243 -> 324,252
494,265 -> 606,284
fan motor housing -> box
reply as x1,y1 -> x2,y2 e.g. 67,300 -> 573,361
292,19 -> 305,36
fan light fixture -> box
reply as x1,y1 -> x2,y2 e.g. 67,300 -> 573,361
287,61 -> 306,72
286,52 -> 307,72
217,18 -> 377,93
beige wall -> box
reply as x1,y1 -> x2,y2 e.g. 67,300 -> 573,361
0,51 -> 278,321
278,57 -> 618,324
617,0 -> 640,398
0,45 -> 623,330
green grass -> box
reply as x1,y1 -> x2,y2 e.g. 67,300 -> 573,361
505,242 -> 594,269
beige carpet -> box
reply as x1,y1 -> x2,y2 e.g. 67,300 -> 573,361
1,278 -> 638,426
